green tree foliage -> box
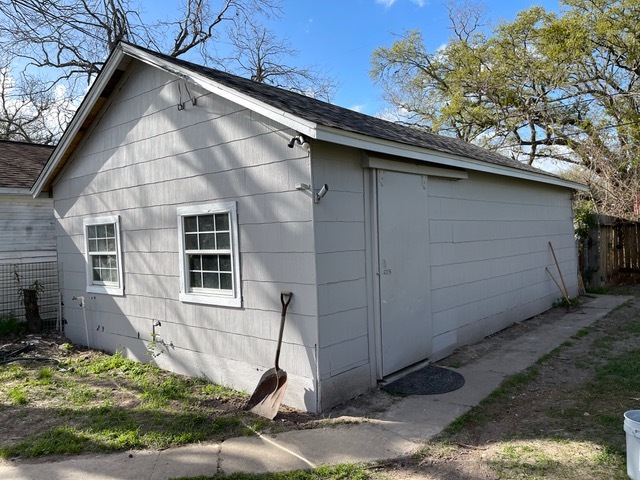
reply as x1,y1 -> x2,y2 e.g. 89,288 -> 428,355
371,0 -> 640,219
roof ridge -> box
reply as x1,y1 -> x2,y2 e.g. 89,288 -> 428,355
122,42 -> 559,180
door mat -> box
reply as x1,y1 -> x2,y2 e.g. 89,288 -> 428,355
382,365 -> 465,395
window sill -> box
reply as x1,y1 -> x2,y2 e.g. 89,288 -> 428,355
87,285 -> 124,296
179,291 -> 241,308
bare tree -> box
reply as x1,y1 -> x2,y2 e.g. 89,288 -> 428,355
224,21 -> 337,101
0,0 -> 283,142
0,0 -> 278,96
0,67 -> 71,143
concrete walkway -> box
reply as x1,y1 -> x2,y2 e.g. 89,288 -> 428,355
0,295 -> 631,480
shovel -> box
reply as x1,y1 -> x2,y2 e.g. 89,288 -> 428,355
245,291 -> 293,419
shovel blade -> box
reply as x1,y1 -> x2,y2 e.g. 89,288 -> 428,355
246,368 -> 288,420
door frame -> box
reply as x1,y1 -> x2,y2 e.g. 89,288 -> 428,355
364,157 -> 462,381
364,166 -> 383,382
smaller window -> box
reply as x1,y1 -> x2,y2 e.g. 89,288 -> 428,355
177,202 -> 241,307
83,215 -> 124,296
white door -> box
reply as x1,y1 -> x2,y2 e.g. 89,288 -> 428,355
377,169 -> 432,376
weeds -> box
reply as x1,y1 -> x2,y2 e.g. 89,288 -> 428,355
0,313 -> 26,337
7,385 -> 28,405
172,464 -> 372,480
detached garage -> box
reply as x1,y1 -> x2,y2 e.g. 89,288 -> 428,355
33,42 -> 584,413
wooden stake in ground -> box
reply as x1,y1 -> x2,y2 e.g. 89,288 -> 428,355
549,241 -> 570,299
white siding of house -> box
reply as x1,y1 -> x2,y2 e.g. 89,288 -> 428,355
53,62 -> 320,411
0,195 -> 56,264
428,172 -> 578,359
311,143 -> 371,411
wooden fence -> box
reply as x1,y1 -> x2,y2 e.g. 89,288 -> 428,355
579,215 -> 640,289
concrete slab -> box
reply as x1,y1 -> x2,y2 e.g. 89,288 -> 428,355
472,347 -> 546,376
152,443 -> 220,479
434,367 -> 506,406
458,295 -> 633,377
0,451 -> 159,480
582,295 -> 634,310
220,424 -> 416,474
0,446 -> 223,480
377,396 -> 472,442
220,434 -> 314,474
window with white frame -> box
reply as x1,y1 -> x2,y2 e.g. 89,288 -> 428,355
177,202 -> 241,307
83,215 -> 124,296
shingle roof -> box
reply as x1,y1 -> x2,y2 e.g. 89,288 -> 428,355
132,44 -> 554,179
0,140 -> 55,189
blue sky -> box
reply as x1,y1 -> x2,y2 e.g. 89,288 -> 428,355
257,0 -> 561,116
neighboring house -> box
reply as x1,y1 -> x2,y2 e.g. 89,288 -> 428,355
0,140 -> 58,325
0,140 -> 56,264
32,42 -> 586,413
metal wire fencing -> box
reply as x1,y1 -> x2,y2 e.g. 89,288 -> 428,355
0,261 -> 60,331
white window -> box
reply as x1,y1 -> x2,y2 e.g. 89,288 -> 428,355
83,215 -> 124,296
177,202 -> 241,307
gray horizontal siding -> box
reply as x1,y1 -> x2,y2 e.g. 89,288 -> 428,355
428,172 -> 578,359
312,144 -> 372,407
54,61 -> 319,411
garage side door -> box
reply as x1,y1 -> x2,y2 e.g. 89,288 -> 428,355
377,169 -> 432,376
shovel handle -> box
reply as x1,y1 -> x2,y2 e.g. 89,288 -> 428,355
275,292 -> 293,370
281,291 -> 293,310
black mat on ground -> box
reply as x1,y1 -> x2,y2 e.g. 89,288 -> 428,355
382,365 -> 465,395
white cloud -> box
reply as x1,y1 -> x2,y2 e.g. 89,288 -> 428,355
376,0 -> 426,7
349,104 -> 367,113
375,105 -> 411,123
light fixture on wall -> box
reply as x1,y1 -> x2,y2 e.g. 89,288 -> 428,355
295,183 -> 329,203
315,184 -> 329,203
287,134 -> 311,151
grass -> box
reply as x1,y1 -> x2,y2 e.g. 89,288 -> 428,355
173,464 -> 372,480
0,349 -> 254,459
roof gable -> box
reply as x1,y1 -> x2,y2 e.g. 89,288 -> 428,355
0,140 -> 54,190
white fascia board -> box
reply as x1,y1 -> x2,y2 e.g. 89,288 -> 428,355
363,156 -> 468,179
316,126 -> 588,191
121,44 -> 318,138
0,187 -> 31,196
31,49 -> 128,198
